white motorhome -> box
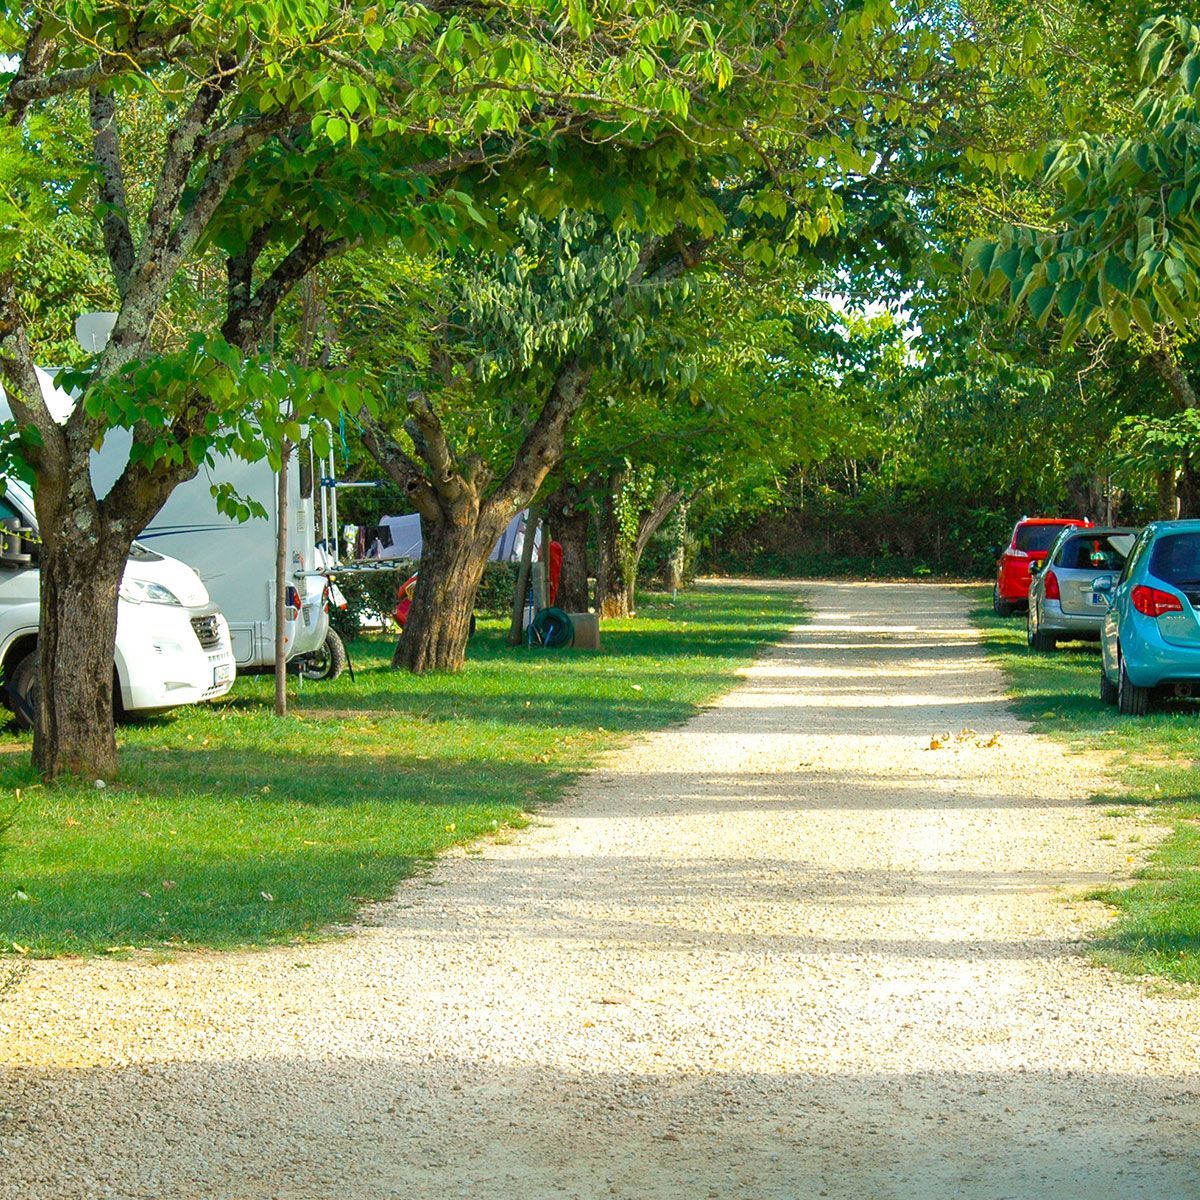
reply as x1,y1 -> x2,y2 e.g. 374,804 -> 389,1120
0,474 -> 236,724
90,435 -> 332,673
2,367 -> 333,676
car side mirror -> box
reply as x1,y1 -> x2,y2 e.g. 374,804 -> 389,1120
1092,576 -> 1113,592
1029,561 -> 1041,575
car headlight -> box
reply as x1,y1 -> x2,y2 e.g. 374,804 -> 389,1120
119,577 -> 183,606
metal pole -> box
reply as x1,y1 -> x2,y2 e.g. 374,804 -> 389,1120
508,505 -> 540,645
274,441 -> 291,716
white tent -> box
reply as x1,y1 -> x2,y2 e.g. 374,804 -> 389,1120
367,509 -> 540,563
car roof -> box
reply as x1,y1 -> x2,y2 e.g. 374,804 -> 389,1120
1057,526 -> 1138,537
1016,517 -> 1089,525
1145,519 -> 1200,534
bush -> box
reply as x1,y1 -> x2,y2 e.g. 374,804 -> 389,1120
330,559 -> 518,638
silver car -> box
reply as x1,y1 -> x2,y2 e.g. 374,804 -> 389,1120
1027,526 -> 1139,650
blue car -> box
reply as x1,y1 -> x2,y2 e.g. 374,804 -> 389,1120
1097,520 -> 1200,715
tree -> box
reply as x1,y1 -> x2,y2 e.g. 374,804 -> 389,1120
342,0 -> 989,666
356,211 -> 699,669
968,15 -> 1200,513
0,1 -> 748,776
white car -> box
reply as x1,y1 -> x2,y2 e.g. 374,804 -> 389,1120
0,478 -> 236,724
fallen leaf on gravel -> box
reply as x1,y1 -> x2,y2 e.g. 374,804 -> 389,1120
928,731 -> 951,750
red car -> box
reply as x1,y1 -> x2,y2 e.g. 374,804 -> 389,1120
993,517 -> 1093,616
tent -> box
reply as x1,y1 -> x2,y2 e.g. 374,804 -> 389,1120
366,509 -> 541,563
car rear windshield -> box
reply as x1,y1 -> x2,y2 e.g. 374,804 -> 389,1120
1014,524 -> 1071,552
1148,533 -> 1200,587
1057,533 -> 1135,572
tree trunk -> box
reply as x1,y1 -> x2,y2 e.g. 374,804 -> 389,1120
662,501 -> 689,592
1158,467 -> 1181,520
393,502 -> 506,673
546,482 -> 590,612
33,530 -> 130,779
595,475 -> 632,619
1179,458 -> 1200,519
595,475 -> 687,619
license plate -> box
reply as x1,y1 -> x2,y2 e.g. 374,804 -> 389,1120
213,663 -> 234,686
1089,593 -> 1106,606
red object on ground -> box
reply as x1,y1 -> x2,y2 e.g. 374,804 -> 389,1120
394,572 -> 418,628
995,518 -> 1092,608
548,540 -> 563,606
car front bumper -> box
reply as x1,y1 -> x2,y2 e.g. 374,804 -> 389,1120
116,602 -> 237,712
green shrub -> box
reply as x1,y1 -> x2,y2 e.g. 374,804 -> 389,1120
330,559 -> 517,638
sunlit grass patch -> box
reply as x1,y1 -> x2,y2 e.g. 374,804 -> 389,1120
0,583 -> 800,957
974,593 -> 1200,984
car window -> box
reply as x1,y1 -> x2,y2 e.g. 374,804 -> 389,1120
1120,530 -> 1152,584
1148,533 -> 1200,588
1015,524 -> 1071,552
1057,534 -> 1134,572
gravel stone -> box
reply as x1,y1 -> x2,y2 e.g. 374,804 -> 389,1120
1,581 -> 1199,1198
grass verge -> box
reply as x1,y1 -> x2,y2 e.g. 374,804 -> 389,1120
974,594 -> 1200,984
0,583 -> 799,958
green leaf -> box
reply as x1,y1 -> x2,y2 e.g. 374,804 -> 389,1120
1132,297 -> 1156,334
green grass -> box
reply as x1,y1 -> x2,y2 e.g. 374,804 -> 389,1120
0,583 -> 800,958
974,595 -> 1200,984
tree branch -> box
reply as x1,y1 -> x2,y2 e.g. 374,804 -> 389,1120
0,276 -> 65,478
2,22 -> 193,120
222,229 -> 355,351
357,406 -> 442,523
89,87 -> 135,296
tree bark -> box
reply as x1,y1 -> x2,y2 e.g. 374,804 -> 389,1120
546,481 -> 590,612
393,502 -> 506,673
1158,467 -> 1181,520
1179,459 -> 1200,520
596,475 -> 686,618
32,513 -> 131,779
595,473 -> 631,619
662,500 -> 689,592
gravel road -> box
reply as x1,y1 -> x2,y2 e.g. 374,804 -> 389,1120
2,581 -> 1199,1199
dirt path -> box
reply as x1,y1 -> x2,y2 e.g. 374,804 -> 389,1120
3,582 -> 1199,1199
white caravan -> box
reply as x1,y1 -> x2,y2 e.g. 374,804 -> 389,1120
0,475 -> 236,724
1,367 -> 332,674
90,435 -> 331,673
